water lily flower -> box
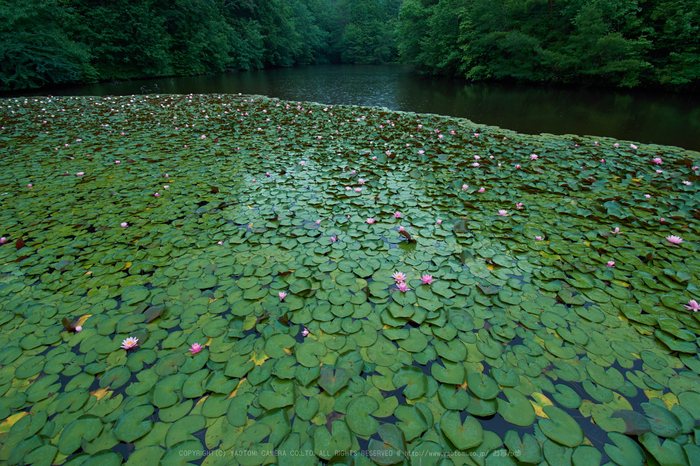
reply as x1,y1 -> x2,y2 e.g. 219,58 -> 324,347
530,154 -> 538,160
498,210 -> 508,216
614,143 -> 620,148
515,164 -> 521,169
392,271 -> 407,283
358,179 -> 365,184
652,158 -> 662,164
121,337 -> 139,350
394,212 -> 401,218
354,187 -> 362,192
201,135 -> 206,139
606,261 -> 615,267
437,219 -> 442,225
473,163 -> 480,167
600,159 -> 605,163
516,203 -> 523,210
660,218 -> 665,222
684,300 -> 700,312
644,194 -> 651,199
316,220 -> 321,225
478,187 -> 485,193
418,150 -> 424,155
120,222 -> 128,228
655,170 -> 663,174
372,156 -> 377,160
666,235 -> 683,244
351,170 -> 356,174
683,181 -> 692,185
217,241 -> 223,245
594,141 -> 598,146
630,144 -> 638,149
398,226 -> 405,232
266,172 -> 270,177
346,186 -> 352,191
366,218 -> 375,224
300,161 -> 306,166
396,281 -> 411,292
75,326 -> 82,332
0,237 -> 5,244
421,275 -> 435,285
535,236 -> 543,241
154,192 -> 159,197
27,184 -> 32,187
462,184 -> 469,190
301,328 -> 310,337
115,160 -> 120,164
330,235 -> 337,243
279,291 -> 287,301
611,227 -> 620,234
474,133 -> 479,137
165,174 -> 169,178
190,343 -> 203,354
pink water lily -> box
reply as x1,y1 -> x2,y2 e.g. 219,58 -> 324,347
606,261 -> 615,267
299,161 -> 306,166
535,236 -> 543,241
346,186 -> 352,191
0,238 -> 5,244
301,328 -> 310,337
683,181 -> 692,185
515,164 -> 521,169
217,241 -> 223,245
611,227 -> 620,234
684,300 -> 700,312
645,194 -> 651,199
478,187 -> 485,193
498,210 -> 508,216
516,203 -> 523,210
115,160 -> 120,164
279,291 -> 288,301
154,192 -> 159,197
421,275 -> 435,285
666,235 -> 683,244
75,326 -> 82,332
121,337 -> 138,350
630,144 -> 638,149
189,343 -> 204,354
394,212 -> 401,218
366,218 -> 375,224
398,226 -> 405,232
614,143 -> 620,148
354,187 -> 362,192
392,271 -> 407,283
462,184 -> 468,190
358,179 -> 365,184
437,219 -> 442,225
530,154 -> 538,160
396,281 -> 411,292
120,222 -> 128,228
652,157 -> 662,164
76,172 -> 84,176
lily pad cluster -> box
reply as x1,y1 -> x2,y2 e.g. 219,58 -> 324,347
0,93 -> 698,466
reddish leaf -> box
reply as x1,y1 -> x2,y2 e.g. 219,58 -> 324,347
62,317 -> 76,332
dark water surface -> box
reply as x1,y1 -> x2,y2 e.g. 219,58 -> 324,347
17,64 -> 700,151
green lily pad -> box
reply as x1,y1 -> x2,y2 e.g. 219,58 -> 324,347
538,406 -> 584,447
497,388 -> 536,427
440,410 -> 483,450
346,396 -> 380,437
318,366 -> 351,395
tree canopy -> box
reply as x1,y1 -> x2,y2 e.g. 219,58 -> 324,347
1,0 -> 698,91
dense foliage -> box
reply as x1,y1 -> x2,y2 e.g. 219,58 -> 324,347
1,0 -> 698,90
396,0 -> 700,89
0,0 -> 401,90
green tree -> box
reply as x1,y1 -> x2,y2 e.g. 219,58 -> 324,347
0,0 -> 95,90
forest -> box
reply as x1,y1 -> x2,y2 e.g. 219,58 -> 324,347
0,0 -> 698,91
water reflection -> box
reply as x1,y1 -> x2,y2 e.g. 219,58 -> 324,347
15,65 -> 700,151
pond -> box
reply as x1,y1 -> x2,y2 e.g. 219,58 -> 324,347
16,64 -> 700,152
0,91 -> 698,465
